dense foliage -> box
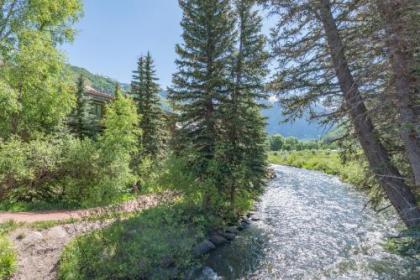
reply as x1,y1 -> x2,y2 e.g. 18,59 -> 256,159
0,91 -> 139,207
0,0 -> 146,209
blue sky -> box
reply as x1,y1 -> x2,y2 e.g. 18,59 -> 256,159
62,0 -> 273,88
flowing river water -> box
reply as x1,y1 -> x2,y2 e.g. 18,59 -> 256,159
200,165 -> 419,280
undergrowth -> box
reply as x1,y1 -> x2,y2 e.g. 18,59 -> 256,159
58,203 -> 211,280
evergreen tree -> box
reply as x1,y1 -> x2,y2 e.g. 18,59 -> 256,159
131,53 -> 164,158
131,56 -> 145,113
72,74 -> 96,138
221,0 -> 269,211
169,0 -> 236,209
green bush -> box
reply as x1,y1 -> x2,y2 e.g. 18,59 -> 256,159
58,204 -> 205,280
0,135 -> 65,202
0,94 -> 140,209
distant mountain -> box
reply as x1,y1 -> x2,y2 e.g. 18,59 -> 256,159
262,101 -> 330,139
67,65 -> 130,94
69,65 -> 327,139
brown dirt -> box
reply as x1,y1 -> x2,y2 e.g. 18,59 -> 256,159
2,193 -> 174,280
0,193 -> 172,223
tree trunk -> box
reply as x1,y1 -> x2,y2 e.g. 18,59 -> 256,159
317,0 -> 420,227
375,0 -> 420,187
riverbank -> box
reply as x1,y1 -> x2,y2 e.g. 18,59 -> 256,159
267,150 -> 370,188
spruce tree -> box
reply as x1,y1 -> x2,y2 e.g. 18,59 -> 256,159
169,0 -> 236,208
221,0 -> 269,211
72,74 -> 96,138
131,53 -> 163,158
131,56 -> 146,116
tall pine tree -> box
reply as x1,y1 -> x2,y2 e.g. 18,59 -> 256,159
221,0 -> 269,212
169,0 -> 236,208
131,52 -> 164,158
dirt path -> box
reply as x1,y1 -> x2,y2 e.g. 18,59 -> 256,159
2,193 -> 174,280
0,193 -> 172,223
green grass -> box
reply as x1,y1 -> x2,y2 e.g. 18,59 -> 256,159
0,193 -> 137,213
268,150 -> 369,187
0,221 -> 19,280
58,203 -> 208,280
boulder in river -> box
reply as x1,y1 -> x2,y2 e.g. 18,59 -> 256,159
246,212 -> 255,218
237,221 -> 250,231
225,226 -> 239,234
193,240 -> 216,257
221,232 -> 236,241
241,218 -> 251,224
209,233 -> 228,246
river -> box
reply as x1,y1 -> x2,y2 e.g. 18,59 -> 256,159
200,165 -> 419,279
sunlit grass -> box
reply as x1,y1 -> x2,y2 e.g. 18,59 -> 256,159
268,150 -> 368,187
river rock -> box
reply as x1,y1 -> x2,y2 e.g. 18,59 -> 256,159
237,221 -> 250,231
241,218 -> 250,224
193,240 -> 216,257
209,233 -> 228,246
201,267 -> 219,279
221,232 -> 236,241
266,168 -> 277,179
247,212 -> 255,218
225,226 -> 239,234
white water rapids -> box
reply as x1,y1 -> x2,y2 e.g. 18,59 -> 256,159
200,165 -> 419,279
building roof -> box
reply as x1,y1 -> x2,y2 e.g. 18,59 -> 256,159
85,86 -> 114,101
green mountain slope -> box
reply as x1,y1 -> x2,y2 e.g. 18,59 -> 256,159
67,65 -> 130,94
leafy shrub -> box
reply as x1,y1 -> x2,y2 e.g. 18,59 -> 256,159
0,135 -> 64,202
159,155 -> 198,203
